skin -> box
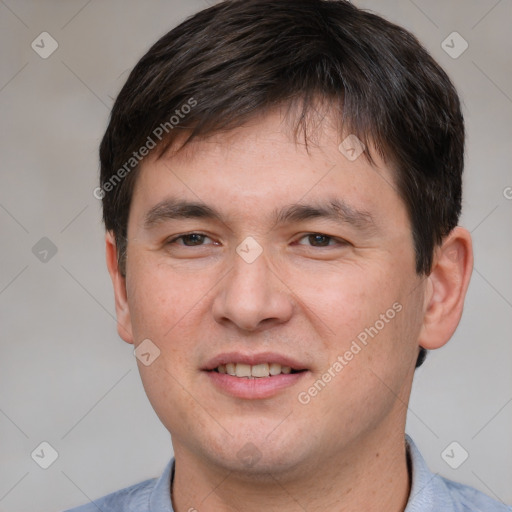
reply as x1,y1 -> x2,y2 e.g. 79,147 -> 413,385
106,108 -> 473,512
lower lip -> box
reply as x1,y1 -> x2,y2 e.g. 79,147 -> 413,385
205,370 -> 308,399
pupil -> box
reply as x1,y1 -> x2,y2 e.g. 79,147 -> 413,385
184,234 -> 204,246
310,234 -> 329,246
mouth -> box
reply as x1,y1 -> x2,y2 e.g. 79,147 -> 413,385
212,362 -> 305,378
203,353 -> 309,399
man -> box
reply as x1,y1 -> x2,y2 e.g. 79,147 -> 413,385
67,0 -> 510,510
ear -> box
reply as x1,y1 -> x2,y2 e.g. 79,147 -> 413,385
105,231 -> 134,344
418,227 -> 473,350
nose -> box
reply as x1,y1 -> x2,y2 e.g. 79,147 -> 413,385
212,245 -> 294,332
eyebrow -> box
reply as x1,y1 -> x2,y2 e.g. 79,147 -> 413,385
143,197 -> 377,233
144,199 -> 221,229
273,199 -> 377,232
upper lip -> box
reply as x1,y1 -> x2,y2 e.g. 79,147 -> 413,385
202,351 -> 308,371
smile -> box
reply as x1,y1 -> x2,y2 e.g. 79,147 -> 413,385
214,362 -> 302,378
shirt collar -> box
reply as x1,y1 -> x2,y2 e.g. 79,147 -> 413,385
149,458 -> 175,511
404,434 -> 444,511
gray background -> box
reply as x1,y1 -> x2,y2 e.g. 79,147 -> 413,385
0,1 -> 511,511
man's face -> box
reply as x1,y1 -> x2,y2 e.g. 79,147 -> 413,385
119,110 -> 426,476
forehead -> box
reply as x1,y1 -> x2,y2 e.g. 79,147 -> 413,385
129,109 -> 407,232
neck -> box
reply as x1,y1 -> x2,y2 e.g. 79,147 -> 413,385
171,427 -> 411,512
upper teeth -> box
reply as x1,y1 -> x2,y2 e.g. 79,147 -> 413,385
217,363 -> 292,378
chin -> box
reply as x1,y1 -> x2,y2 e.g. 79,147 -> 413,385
199,430 -> 312,479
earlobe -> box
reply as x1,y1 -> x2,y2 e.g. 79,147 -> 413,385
418,227 -> 473,350
105,231 -> 134,344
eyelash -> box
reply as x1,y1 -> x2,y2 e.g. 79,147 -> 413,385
166,232 -> 349,248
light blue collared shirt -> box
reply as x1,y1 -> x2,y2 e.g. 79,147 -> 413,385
64,436 -> 511,511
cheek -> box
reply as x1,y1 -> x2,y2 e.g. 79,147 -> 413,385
289,260 -> 403,333
291,260 -> 421,381
126,260 -> 201,341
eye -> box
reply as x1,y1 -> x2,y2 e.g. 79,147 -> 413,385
296,233 -> 347,247
167,233 -> 214,246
